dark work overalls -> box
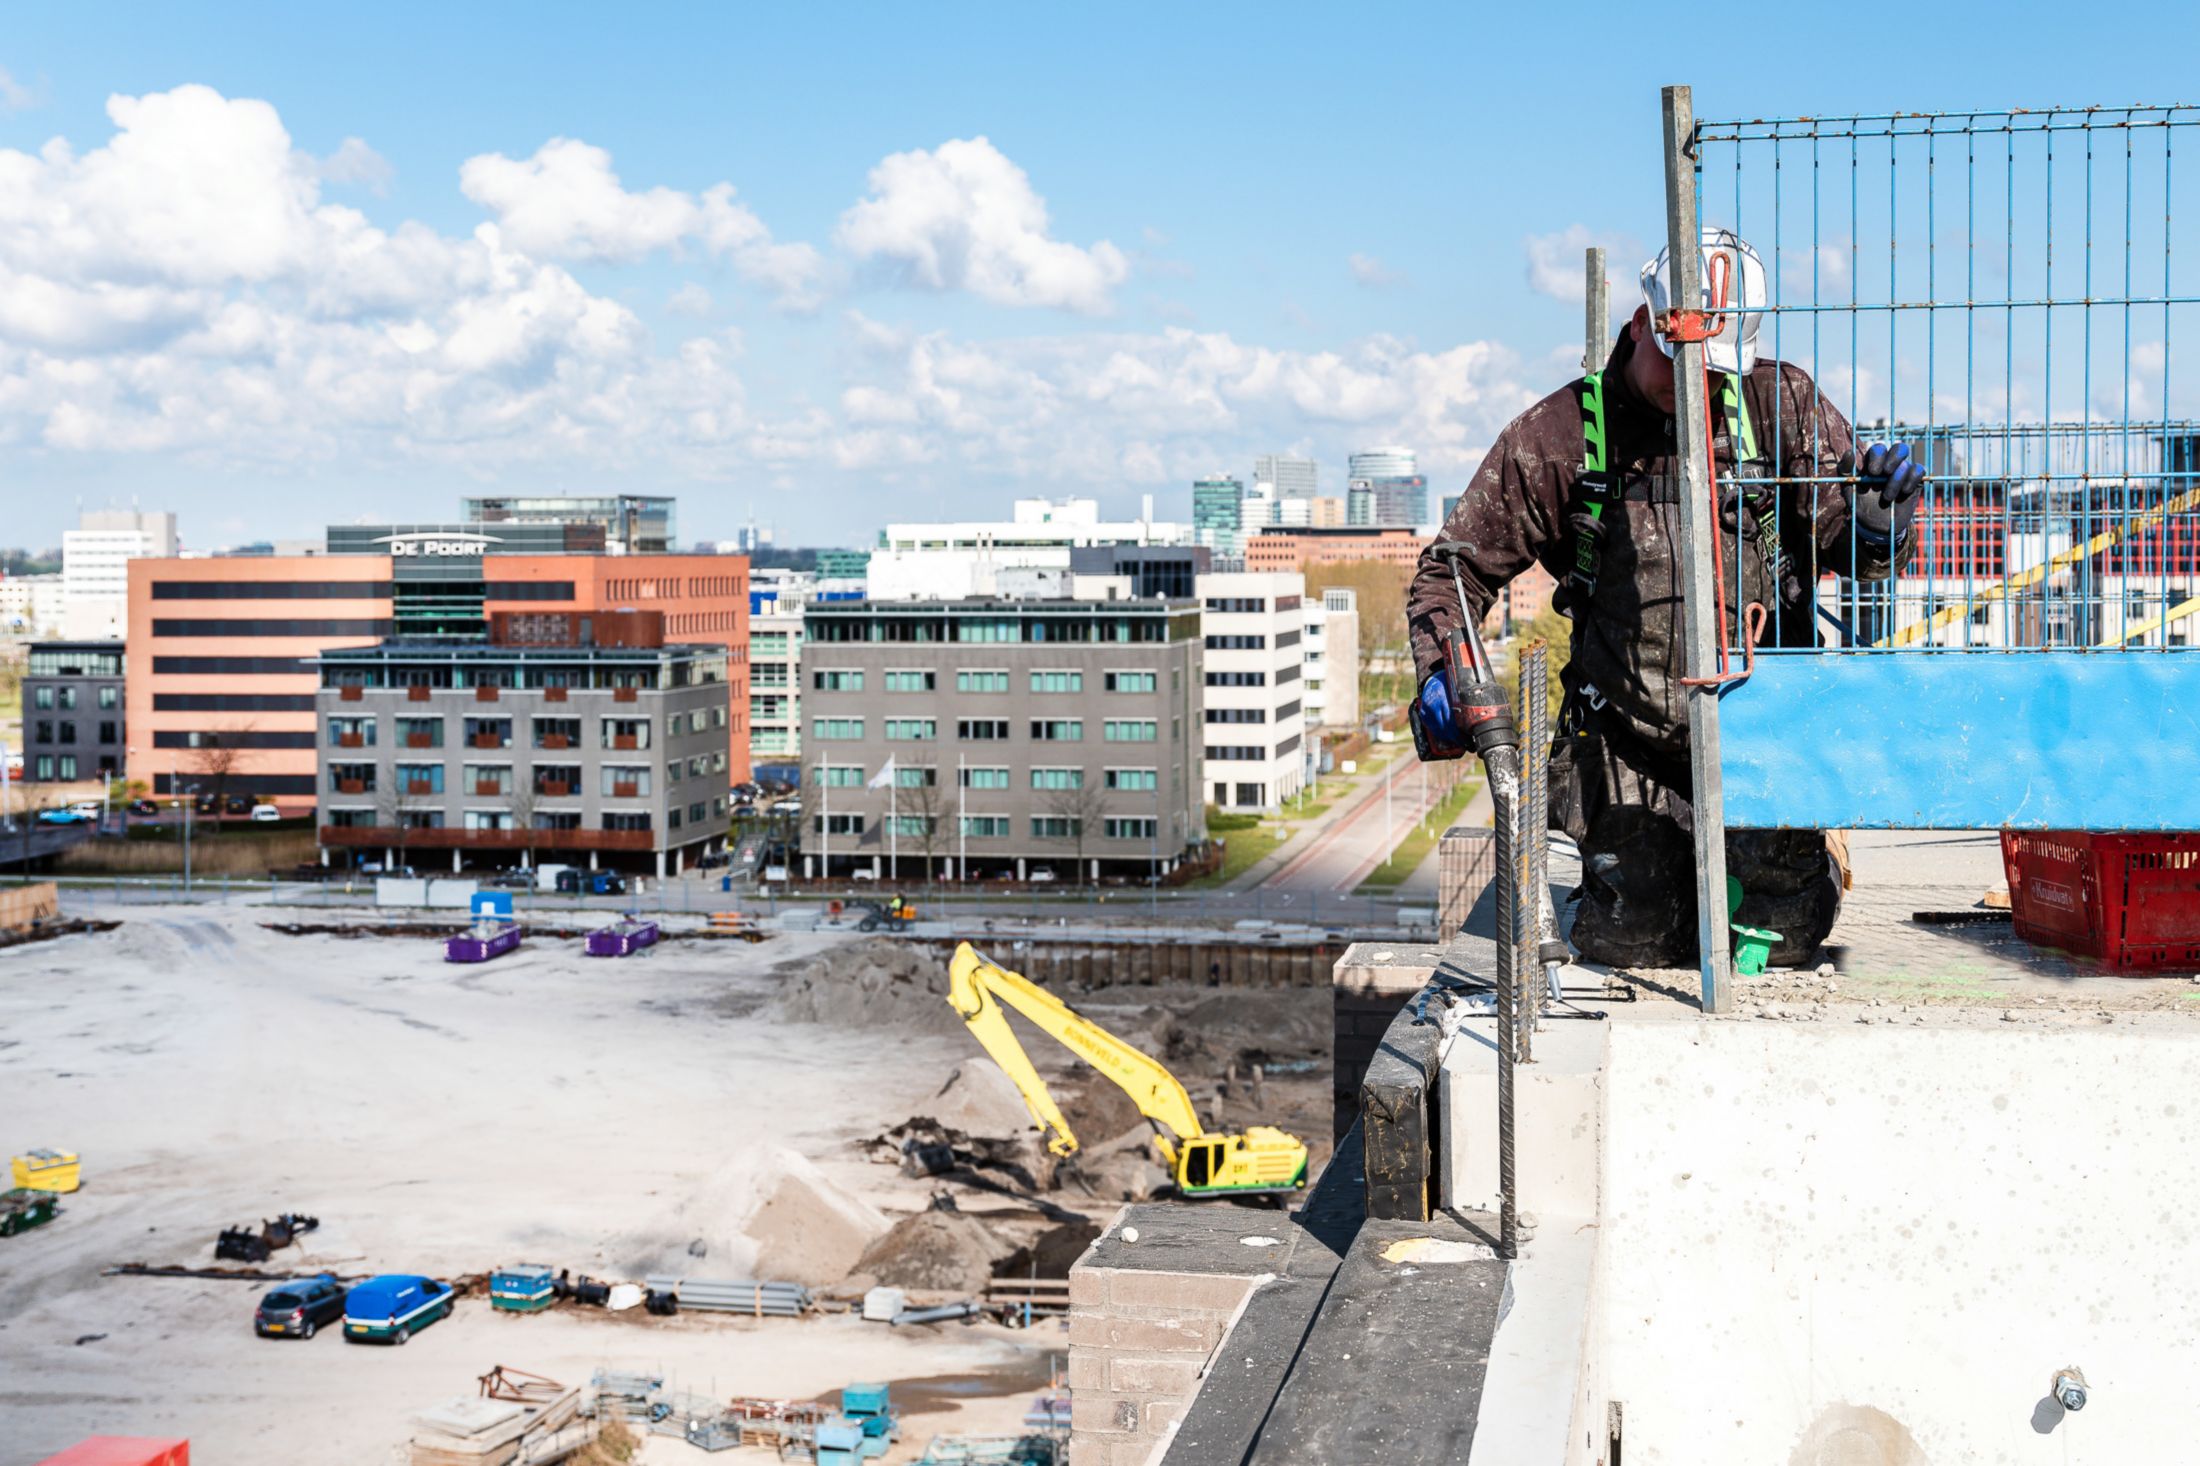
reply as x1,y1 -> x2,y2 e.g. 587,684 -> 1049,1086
1549,371 -> 1842,970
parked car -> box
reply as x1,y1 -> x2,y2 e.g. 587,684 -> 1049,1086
68,801 -> 103,820
1028,868 -> 1059,885
194,793 -> 218,814
484,868 -> 537,890
255,1274 -> 347,1339
225,795 -> 253,815
342,1274 -> 453,1344
250,804 -> 281,823
769,798 -> 802,816
36,809 -> 86,825
554,869 -> 627,896
358,861 -> 418,878
849,868 -> 877,883
126,799 -> 159,817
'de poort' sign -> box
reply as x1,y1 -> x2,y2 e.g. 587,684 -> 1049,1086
374,531 -> 504,557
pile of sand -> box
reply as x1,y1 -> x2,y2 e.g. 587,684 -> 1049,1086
744,1150 -> 889,1287
770,938 -> 964,1035
914,1058 -> 1034,1140
992,1219 -> 1103,1280
1159,988 -> 1330,1068
853,1209 -> 1012,1295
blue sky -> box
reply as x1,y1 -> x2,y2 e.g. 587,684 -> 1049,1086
0,1 -> 2188,550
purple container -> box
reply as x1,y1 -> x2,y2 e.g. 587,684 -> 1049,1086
445,922 -> 521,963
586,919 -> 661,957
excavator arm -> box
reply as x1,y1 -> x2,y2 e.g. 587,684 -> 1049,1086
946,941 -> 1206,1161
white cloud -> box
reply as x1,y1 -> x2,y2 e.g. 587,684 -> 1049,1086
318,137 -> 394,196
667,281 -> 714,317
1348,252 -> 1405,288
1779,243 -> 1848,298
1525,225 -> 1644,304
458,136 -> 827,309
0,66 -> 40,113
836,137 -> 1128,313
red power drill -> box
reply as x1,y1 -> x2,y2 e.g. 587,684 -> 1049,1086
1409,546 -> 1519,762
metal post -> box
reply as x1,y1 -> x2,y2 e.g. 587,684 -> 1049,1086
1660,83 -> 1737,1013
1585,247 -> 1611,372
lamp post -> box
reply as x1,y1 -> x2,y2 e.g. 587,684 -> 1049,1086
182,782 -> 198,894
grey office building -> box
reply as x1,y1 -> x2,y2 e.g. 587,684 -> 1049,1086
459,494 -> 677,554
313,611 -> 730,876
798,599 -> 1205,881
21,641 -> 126,783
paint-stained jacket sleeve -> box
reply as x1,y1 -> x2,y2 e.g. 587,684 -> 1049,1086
1768,362 -> 1908,582
1406,386 -> 1576,683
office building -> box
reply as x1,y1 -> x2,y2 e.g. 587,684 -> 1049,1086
1197,572 -> 1306,811
1245,526 -> 1425,573
314,610 -> 728,878
1309,496 -> 1348,528
1301,588 -> 1360,729
1191,476 -> 1245,561
128,513 -> 749,809
816,548 -> 872,583
0,575 -> 65,639
748,572 -> 821,772
460,495 -> 676,554
1066,545 -> 1210,600
1239,482 -> 1313,531
1253,455 -> 1320,500
1347,447 -> 1429,527
63,509 -> 179,640
797,598 -> 1204,881
20,641 -> 126,783
866,498 -> 1188,600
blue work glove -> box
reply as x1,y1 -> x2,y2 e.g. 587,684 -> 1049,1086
1418,671 -> 1460,747
1851,442 -> 1924,547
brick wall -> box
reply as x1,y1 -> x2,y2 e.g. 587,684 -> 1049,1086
1069,1258 -> 1262,1465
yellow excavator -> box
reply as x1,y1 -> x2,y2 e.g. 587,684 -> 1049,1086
945,941 -> 1309,1199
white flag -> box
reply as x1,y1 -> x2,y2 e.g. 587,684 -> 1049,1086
867,754 -> 897,789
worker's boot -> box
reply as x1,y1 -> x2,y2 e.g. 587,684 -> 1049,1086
1728,830 -> 1842,967
1567,806 -> 1698,969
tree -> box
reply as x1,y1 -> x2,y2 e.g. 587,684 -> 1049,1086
182,722 -> 258,834
378,772 -> 430,873
896,763 -> 950,884
504,777 -> 543,871
1041,780 -> 1111,888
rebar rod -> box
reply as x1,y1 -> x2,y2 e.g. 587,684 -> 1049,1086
1486,736 -> 1522,1260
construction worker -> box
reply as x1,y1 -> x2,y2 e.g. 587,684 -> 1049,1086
1407,229 -> 1921,969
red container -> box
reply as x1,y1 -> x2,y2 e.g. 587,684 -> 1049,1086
38,1440 -> 190,1466
2000,831 -> 2200,970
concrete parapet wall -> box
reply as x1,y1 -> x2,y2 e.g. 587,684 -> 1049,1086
0,881 -> 60,931
1331,942 -> 1446,1140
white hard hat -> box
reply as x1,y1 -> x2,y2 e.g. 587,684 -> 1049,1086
1641,227 -> 1766,377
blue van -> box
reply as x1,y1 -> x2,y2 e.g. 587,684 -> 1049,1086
342,1273 -> 454,1344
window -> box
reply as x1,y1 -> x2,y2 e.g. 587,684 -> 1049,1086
886,718 -> 937,740
1277,699 -> 1302,721
1206,745 -> 1263,762
1030,670 -> 1082,693
56,687 -> 76,710
395,763 -> 445,793
1105,719 -> 1159,741
884,670 -> 935,692
329,763 -> 376,792
1106,768 -> 1157,791
1236,782 -> 1266,806
464,764 -> 513,796
669,807 -> 682,829
1206,670 -> 1268,687
960,815 -> 1010,837
400,809 -> 446,830
463,810 -> 516,832
820,764 -> 865,787
1205,634 -> 1266,650
603,717 -> 653,749
956,669 -> 1009,692
534,764 -> 582,796
1275,629 -> 1301,649
394,717 -> 443,749
896,765 -> 936,788
1031,767 -> 1083,790
57,721 -> 75,744
601,766 -> 652,797
1106,817 -> 1158,839
533,811 -> 582,831
961,766 -> 1010,790
330,717 -> 376,748
957,718 -> 1011,741
1031,816 -> 1082,839
813,669 -> 864,691
956,619 -> 1019,642
1274,733 -> 1302,757
533,717 -> 581,749
1275,594 -> 1302,612
603,812 -> 652,832
464,717 -> 512,748
887,815 -> 934,837
57,755 -> 77,780
97,720 -> 117,744
32,756 -> 52,780
1029,719 -> 1082,742
1104,670 -> 1156,693
98,686 -> 118,710
668,760 -> 684,785
32,687 -> 53,709
1205,708 -> 1265,724
689,801 -> 708,826
1276,663 -> 1301,684
326,808 -> 375,828
813,812 -> 865,835
32,720 -> 51,745
812,717 -> 865,740
1204,596 -> 1267,613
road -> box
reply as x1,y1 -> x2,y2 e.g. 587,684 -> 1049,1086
1257,754 -> 1473,899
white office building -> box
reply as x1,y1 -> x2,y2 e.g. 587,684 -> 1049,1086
63,509 -> 179,639
867,497 -> 1191,600
1301,587 -> 1361,729
1240,482 -> 1315,531
1254,455 -> 1321,500
0,575 -> 65,639
1197,570 -> 1307,811
749,570 -> 813,768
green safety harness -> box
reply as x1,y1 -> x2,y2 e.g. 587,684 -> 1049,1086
1557,370 -> 1785,614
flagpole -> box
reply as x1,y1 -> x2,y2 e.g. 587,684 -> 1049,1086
819,759 -> 828,883
958,753 -> 966,884
889,771 -> 898,882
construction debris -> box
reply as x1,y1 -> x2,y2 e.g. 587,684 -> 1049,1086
641,1277 -> 814,1316
409,1382 -> 589,1466
214,1212 -> 319,1263
853,1210 -> 1008,1295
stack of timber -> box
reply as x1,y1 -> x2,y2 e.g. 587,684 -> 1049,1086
409,1386 -> 589,1465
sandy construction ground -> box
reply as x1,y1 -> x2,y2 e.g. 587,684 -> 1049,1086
0,910 -> 1065,1464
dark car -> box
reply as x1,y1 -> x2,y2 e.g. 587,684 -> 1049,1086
484,868 -> 537,890
225,795 -> 253,816
126,798 -> 159,817
194,793 -> 218,814
255,1274 -> 347,1339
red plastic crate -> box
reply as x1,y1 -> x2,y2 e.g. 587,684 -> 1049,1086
37,1441 -> 189,1466
2000,831 -> 2200,970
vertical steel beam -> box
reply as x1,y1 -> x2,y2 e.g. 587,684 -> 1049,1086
1660,84 -> 1737,1014
1584,247 -> 1611,372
